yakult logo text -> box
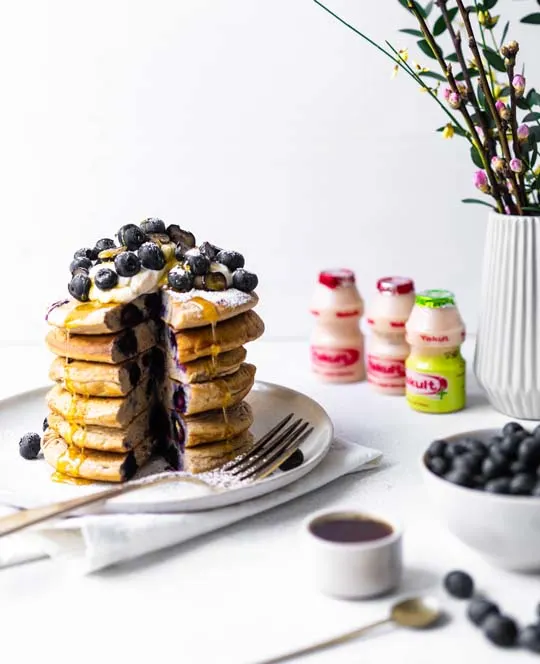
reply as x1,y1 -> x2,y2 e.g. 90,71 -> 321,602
311,347 -> 360,368
367,355 -> 405,378
406,371 -> 448,396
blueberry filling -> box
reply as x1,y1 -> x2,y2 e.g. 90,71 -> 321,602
117,329 -> 138,356
174,387 -> 187,413
127,361 -> 141,387
120,303 -> 144,327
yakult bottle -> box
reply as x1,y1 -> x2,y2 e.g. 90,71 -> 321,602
366,277 -> 415,395
310,269 -> 365,383
405,289 -> 466,413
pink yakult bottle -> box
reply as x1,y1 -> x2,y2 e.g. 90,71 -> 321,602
366,277 -> 415,395
310,269 -> 365,383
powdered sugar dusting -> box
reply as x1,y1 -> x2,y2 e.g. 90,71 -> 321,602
165,287 -> 256,308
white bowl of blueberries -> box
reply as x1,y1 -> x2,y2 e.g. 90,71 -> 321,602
421,421 -> 540,572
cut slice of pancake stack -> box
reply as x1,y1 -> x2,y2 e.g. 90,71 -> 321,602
42,220 -> 263,483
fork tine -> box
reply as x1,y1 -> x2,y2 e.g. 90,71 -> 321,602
240,423 -> 313,481
223,413 -> 295,472
229,418 -> 305,476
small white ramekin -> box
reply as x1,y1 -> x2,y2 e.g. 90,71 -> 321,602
304,509 -> 403,599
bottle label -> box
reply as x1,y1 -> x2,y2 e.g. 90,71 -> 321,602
311,346 -> 360,369
406,371 -> 448,397
367,355 -> 406,379
405,358 -> 465,413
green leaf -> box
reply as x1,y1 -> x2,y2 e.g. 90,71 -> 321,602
399,28 -> 423,37
499,85 -> 511,97
433,7 -> 458,35
482,46 -> 506,72
524,112 -> 540,122
424,1 -> 434,16
417,38 -> 443,60
527,89 -> 540,107
531,144 -> 538,168
501,20 -> 510,45
397,0 -> 427,17
477,83 -> 487,110
461,198 -> 494,208
517,97 -> 530,110
436,124 -> 467,137
470,145 -> 485,168
456,68 -> 479,81
521,13 -> 540,25
522,206 -> 540,214
446,53 -> 459,62
530,126 -> 540,141
484,0 -> 498,9
419,70 -> 447,82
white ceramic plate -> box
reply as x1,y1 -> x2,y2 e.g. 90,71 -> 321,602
0,381 -> 333,513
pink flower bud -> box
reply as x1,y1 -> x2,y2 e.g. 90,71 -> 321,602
448,92 -> 461,109
443,87 -> 452,101
474,170 -> 489,193
512,74 -> 526,98
491,156 -> 506,173
476,126 -> 485,142
504,204 -> 512,215
495,100 -> 511,120
510,158 -> 523,173
517,124 -> 530,142
506,179 -> 517,196
457,82 -> 468,99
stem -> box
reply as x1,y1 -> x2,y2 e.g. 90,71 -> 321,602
506,62 -> 529,207
474,0 -> 495,86
408,1 -> 504,212
455,0 -> 523,214
311,0 -> 468,134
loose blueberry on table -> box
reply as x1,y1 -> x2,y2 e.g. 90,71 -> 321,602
19,432 -> 41,460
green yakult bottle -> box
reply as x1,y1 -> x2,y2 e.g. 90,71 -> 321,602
405,290 -> 466,414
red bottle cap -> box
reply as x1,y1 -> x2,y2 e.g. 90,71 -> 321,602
319,269 -> 356,289
377,276 -> 415,295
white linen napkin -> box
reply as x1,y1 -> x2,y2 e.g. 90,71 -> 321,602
0,437 -> 381,574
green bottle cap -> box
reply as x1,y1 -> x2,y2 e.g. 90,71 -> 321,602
415,289 -> 456,308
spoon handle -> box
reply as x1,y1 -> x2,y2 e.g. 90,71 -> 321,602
254,617 -> 392,664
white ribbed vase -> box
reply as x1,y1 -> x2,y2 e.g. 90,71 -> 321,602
474,211 -> 540,419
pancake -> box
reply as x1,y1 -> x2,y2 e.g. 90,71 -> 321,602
168,363 -> 256,415
42,428 -> 154,483
46,380 -> 155,429
167,310 -> 264,364
183,430 -> 254,474
46,292 -> 161,335
161,288 -> 258,330
46,319 -> 160,364
49,347 -> 165,397
172,401 -> 253,448
167,346 -> 247,384
47,410 -> 149,452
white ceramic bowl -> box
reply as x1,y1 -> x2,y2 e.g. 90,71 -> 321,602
421,428 -> 540,572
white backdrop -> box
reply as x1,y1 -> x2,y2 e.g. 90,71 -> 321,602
1,0 -> 537,342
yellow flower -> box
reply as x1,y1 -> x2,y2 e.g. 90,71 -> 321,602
535,166 -> 540,177
391,49 -> 409,78
442,123 -> 455,139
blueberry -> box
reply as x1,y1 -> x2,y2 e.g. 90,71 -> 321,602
216,250 -> 245,271
511,460 -> 529,475
500,434 -> 521,458
73,247 -> 98,261
464,440 -> 488,457
19,432 -> 41,460
427,456 -> 447,476
185,252 -> 210,276
453,453 -> 483,475
42,417 -> 48,431
472,475 -> 486,489
509,473 -> 536,495
533,424 -> 540,441
483,614 -> 518,647
488,435 -> 503,447
94,238 -> 116,254
167,225 -> 196,250
94,268 -> 119,290
140,217 -> 166,234
138,242 -> 166,270
467,598 -> 500,626
174,245 -> 186,262
532,482 -> 540,496
232,268 -> 258,293
519,625 -> 540,653
444,470 -> 473,488
444,443 -> 468,460
68,273 -> 91,302
485,477 -> 512,494
502,421 -> 525,437
427,440 -> 447,457
168,268 -> 194,293
70,257 -> 93,273
519,437 -> 540,467
482,456 -> 507,480
202,272 -> 228,291
199,241 -> 220,260
444,570 -> 474,599
117,224 -> 146,250
114,251 -> 141,277
279,449 -> 304,471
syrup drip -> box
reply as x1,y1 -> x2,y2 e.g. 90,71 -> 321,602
51,470 -> 93,486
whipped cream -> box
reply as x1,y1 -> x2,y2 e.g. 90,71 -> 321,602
209,262 -> 233,287
88,256 -> 172,304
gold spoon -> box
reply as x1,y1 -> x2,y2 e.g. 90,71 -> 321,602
255,596 -> 442,664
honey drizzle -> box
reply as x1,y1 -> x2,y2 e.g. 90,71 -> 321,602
51,470 -> 94,486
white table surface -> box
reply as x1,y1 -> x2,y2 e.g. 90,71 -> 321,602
1,338 -> 540,664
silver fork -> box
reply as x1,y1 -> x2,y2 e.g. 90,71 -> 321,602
0,414 -> 313,538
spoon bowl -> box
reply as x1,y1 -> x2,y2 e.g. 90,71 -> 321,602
391,596 -> 441,628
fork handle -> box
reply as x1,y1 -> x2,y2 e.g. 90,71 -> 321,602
0,473 -> 207,538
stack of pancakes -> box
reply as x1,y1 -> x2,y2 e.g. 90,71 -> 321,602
161,288 -> 263,474
42,289 -> 264,482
